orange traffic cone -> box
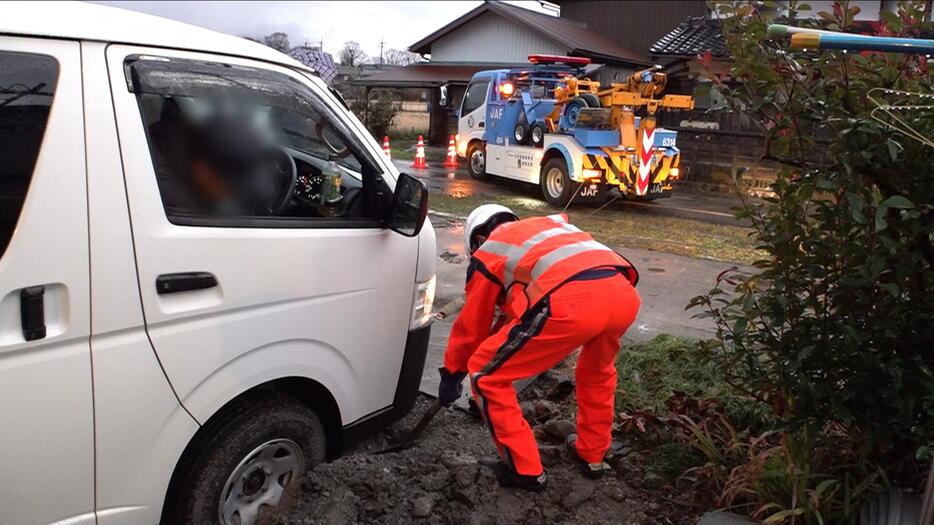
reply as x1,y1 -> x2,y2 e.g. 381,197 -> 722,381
383,135 -> 391,159
443,135 -> 458,168
411,135 -> 428,168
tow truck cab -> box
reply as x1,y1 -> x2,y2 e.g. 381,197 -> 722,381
457,55 -> 684,207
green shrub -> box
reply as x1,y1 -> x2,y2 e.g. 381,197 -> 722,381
687,0 -> 934,520
348,91 -> 398,140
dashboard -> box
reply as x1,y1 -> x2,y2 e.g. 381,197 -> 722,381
283,146 -> 364,217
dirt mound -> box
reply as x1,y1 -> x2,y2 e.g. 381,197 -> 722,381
268,372 -> 696,524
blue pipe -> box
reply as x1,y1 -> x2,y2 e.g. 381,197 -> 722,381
769,24 -> 934,54
798,32 -> 934,54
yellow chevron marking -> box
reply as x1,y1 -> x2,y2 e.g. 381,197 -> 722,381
596,156 -> 611,172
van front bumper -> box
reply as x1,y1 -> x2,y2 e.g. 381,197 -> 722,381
341,324 -> 431,444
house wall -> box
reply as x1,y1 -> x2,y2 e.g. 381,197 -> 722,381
559,1 -> 707,56
430,11 -> 568,63
658,108 -> 780,195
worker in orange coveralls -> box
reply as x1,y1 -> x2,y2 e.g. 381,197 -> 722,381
438,204 -> 641,491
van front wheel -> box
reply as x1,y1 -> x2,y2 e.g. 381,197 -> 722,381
164,393 -> 326,525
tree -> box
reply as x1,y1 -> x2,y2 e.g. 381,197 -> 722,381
382,48 -> 421,66
263,32 -> 291,53
339,41 -> 367,67
688,1 -> 934,520
348,91 -> 398,140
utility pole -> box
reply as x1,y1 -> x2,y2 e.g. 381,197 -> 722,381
379,38 -> 385,67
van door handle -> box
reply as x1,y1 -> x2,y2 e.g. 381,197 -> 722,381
156,272 -> 218,295
20,286 -> 46,341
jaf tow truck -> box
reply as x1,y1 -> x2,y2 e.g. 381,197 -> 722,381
456,55 -> 694,207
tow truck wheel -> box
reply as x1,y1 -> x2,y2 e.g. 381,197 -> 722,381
530,124 -> 546,148
582,93 -> 601,108
563,97 -> 589,128
514,122 -> 530,145
541,157 -> 573,208
467,142 -> 486,179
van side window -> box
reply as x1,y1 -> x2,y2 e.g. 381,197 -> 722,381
0,52 -> 58,258
461,79 -> 489,116
125,56 -> 386,226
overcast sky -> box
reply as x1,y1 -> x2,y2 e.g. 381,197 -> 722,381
90,1 -> 555,58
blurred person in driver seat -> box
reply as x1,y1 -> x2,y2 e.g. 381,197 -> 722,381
438,205 -> 641,491
147,98 -> 281,217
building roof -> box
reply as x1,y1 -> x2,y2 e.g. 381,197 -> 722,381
408,1 -> 650,67
650,16 -> 727,58
1,1 -> 309,72
353,64 -> 499,88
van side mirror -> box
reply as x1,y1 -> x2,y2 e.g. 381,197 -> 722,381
388,173 -> 429,237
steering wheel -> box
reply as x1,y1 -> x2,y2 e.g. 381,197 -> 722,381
268,147 -> 297,215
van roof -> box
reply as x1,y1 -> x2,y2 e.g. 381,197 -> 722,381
1,1 -> 309,72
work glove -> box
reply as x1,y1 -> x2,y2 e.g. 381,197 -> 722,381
438,367 -> 467,406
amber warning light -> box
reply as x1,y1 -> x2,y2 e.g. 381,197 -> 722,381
499,82 -> 515,97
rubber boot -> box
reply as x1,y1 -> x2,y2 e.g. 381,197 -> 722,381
564,433 -> 611,480
491,462 -> 548,492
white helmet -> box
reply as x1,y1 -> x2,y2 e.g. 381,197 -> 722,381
465,204 -> 518,253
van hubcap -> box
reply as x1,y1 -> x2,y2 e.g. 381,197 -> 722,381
545,167 -> 565,198
219,439 -> 304,525
532,127 -> 543,144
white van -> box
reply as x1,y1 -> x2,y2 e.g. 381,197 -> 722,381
0,3 -> 435,524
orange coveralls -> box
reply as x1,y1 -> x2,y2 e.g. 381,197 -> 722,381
444,214 -> 641,476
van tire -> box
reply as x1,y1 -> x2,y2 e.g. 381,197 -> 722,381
514,122 -> 530,145
467,142 -> 486,179
164,392 -> 326,525
541,157 -> 574,208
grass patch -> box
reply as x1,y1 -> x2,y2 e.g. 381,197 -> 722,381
646,442 -> 705,479
389,140 -> 447,161
391,128 -> 428,141
616,335 -> 733,415
429,192 -> 759,264
615,335 -> 770,430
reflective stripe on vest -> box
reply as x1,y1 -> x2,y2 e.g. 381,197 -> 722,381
475,220 -> 617,295
529,240 -> 613,282
476,220 -> 582,286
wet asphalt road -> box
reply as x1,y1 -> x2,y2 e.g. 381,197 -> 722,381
394,160 -> 744,226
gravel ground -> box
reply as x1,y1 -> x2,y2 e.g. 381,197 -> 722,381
266,359 -> 700,525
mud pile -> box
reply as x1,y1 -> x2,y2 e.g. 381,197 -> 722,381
268,370 -> 696,524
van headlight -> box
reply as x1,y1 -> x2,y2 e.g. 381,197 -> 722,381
410,275 -> 436,329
